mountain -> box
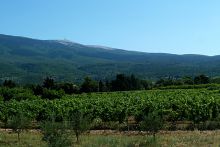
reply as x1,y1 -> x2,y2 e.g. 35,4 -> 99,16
0,34 -> 220,84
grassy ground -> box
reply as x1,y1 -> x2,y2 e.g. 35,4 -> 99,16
0,130 -> 220,147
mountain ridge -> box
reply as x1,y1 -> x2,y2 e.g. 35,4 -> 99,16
1,33 -> 217,57
0,33 -> 220,84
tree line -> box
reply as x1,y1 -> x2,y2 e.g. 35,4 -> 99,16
0,73 -> 218,96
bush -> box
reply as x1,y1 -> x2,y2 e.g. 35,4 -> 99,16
140,111 -> 163,138
0,87 -> 36,101
12,91 -> 38,101
0,102 -> 8,129
0,87 -> 14,101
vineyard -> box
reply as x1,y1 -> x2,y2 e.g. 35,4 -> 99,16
1,87 -> 220,146
1,89 -> 220,128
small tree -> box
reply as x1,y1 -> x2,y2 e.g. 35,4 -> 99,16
68,110 -> 91,142
140,111 -> 163,139
41,119 -> 72,147
8,112 -> 31,141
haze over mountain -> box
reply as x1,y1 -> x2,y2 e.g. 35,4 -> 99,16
0,34 -> 220,84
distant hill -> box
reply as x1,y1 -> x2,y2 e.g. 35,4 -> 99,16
0,34 -> 220,84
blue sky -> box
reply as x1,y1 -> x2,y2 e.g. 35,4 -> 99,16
0,0 -> 220,55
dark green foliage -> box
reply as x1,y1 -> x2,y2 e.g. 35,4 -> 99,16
155,78 -> 178,87
8,112 -> 31,141
98,80 -> 104,92
3,80 -> 16,88
41,89 -> 65,100
57,82 -> 79,94
0,87 -> 37,101
194,74 -> 210,84
105,80 -> 111,92
43,77 -> 55,89
130,74 -> 143,90
0,102 -> 8,129
32,84 -> 43,95
80,77 -> 98,93
0,88 -> 14,101
155,75 -> 210,87
111,74 -> 147,91
211,77 -> 220,84
41,119 -> 72,147
33,81 -> 79,96
12,91 -> 38,101
111,74 -> 130,91
182,76 -> 194,85
141,80 -> 151,90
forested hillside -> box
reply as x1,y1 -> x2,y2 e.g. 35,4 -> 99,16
1,34 -> 220,84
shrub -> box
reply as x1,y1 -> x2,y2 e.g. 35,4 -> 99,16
32,85 -> 43,95
0,102 -> 8,129
140,111 -> 163,138
0,87 -> 36,101
0,87 -> 14,101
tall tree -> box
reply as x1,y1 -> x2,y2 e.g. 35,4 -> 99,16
194,74 -> 210,84
80,77 -> 98,93
111,74 -> 129,91
98,80 -> 104,92
43,77 -> 55,89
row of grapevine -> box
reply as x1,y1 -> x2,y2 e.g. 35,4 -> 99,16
0,89 -> 220,125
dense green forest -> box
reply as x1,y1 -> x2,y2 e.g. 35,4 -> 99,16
1,34 -> 220,84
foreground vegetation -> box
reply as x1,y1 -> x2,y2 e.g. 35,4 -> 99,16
1,75 -> 220,146
0,130 -> 220,147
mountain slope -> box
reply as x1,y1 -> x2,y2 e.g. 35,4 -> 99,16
0,34 -> 220,84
